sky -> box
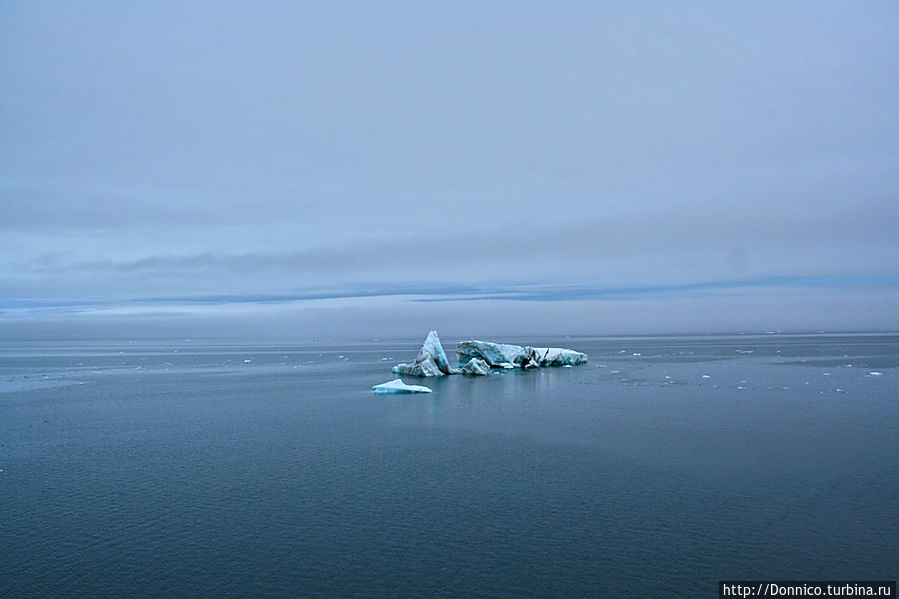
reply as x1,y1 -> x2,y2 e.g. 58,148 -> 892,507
1,1 -> 897,339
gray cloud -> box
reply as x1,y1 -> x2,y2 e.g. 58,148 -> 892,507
1,1 -> 897,335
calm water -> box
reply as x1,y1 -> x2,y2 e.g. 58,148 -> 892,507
1,334 -> 897,598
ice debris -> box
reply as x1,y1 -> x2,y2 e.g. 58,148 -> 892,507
392,330 -> 459,377
459,358 -> 491,376
371,379 -> 432,394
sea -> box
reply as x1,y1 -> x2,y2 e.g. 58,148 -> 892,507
1,333 -> 896,598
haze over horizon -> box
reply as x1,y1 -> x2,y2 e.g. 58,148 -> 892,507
2,2 -> 897,339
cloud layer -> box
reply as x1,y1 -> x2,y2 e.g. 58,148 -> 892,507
2,2 -> 897,337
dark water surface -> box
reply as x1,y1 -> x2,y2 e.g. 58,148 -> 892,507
1,334 -> 897,598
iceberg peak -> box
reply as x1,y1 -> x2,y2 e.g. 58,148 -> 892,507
392,330 -> 459,377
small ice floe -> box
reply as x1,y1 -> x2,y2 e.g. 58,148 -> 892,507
736,350 -> 753,354
822,372 -> 830,376
243,359 -> 252,363
339,355 -> 345,359
371,379 -> 432,394
496,362 -> 515,369
562,364 -> 573,368
611,370 -> 621,374
868,371 -> 883,377
701,375 -> 711,379
737,386 -> 747,390
632,353 -> 641,356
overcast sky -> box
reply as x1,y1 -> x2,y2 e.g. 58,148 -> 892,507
2,1 -> 897,339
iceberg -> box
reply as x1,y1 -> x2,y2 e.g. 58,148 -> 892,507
385,331 -> 586,379
459,358 -> 491,376
528,347 -> 589,367
371,379 -> 432,394
392,330 -> 459,377
458,340 -> 587,368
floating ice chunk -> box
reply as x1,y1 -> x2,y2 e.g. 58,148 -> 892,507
496,362 -> 515,369
562,364 -> 573,368
868,371 -> 883,376
243,359 -> 252,363
392,330 -> 459,377
460,358 -> 491,376
371,379 -> 432,394
529,347 -> 588,367
459,341 -> 587,368
701,374 -> 711,379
